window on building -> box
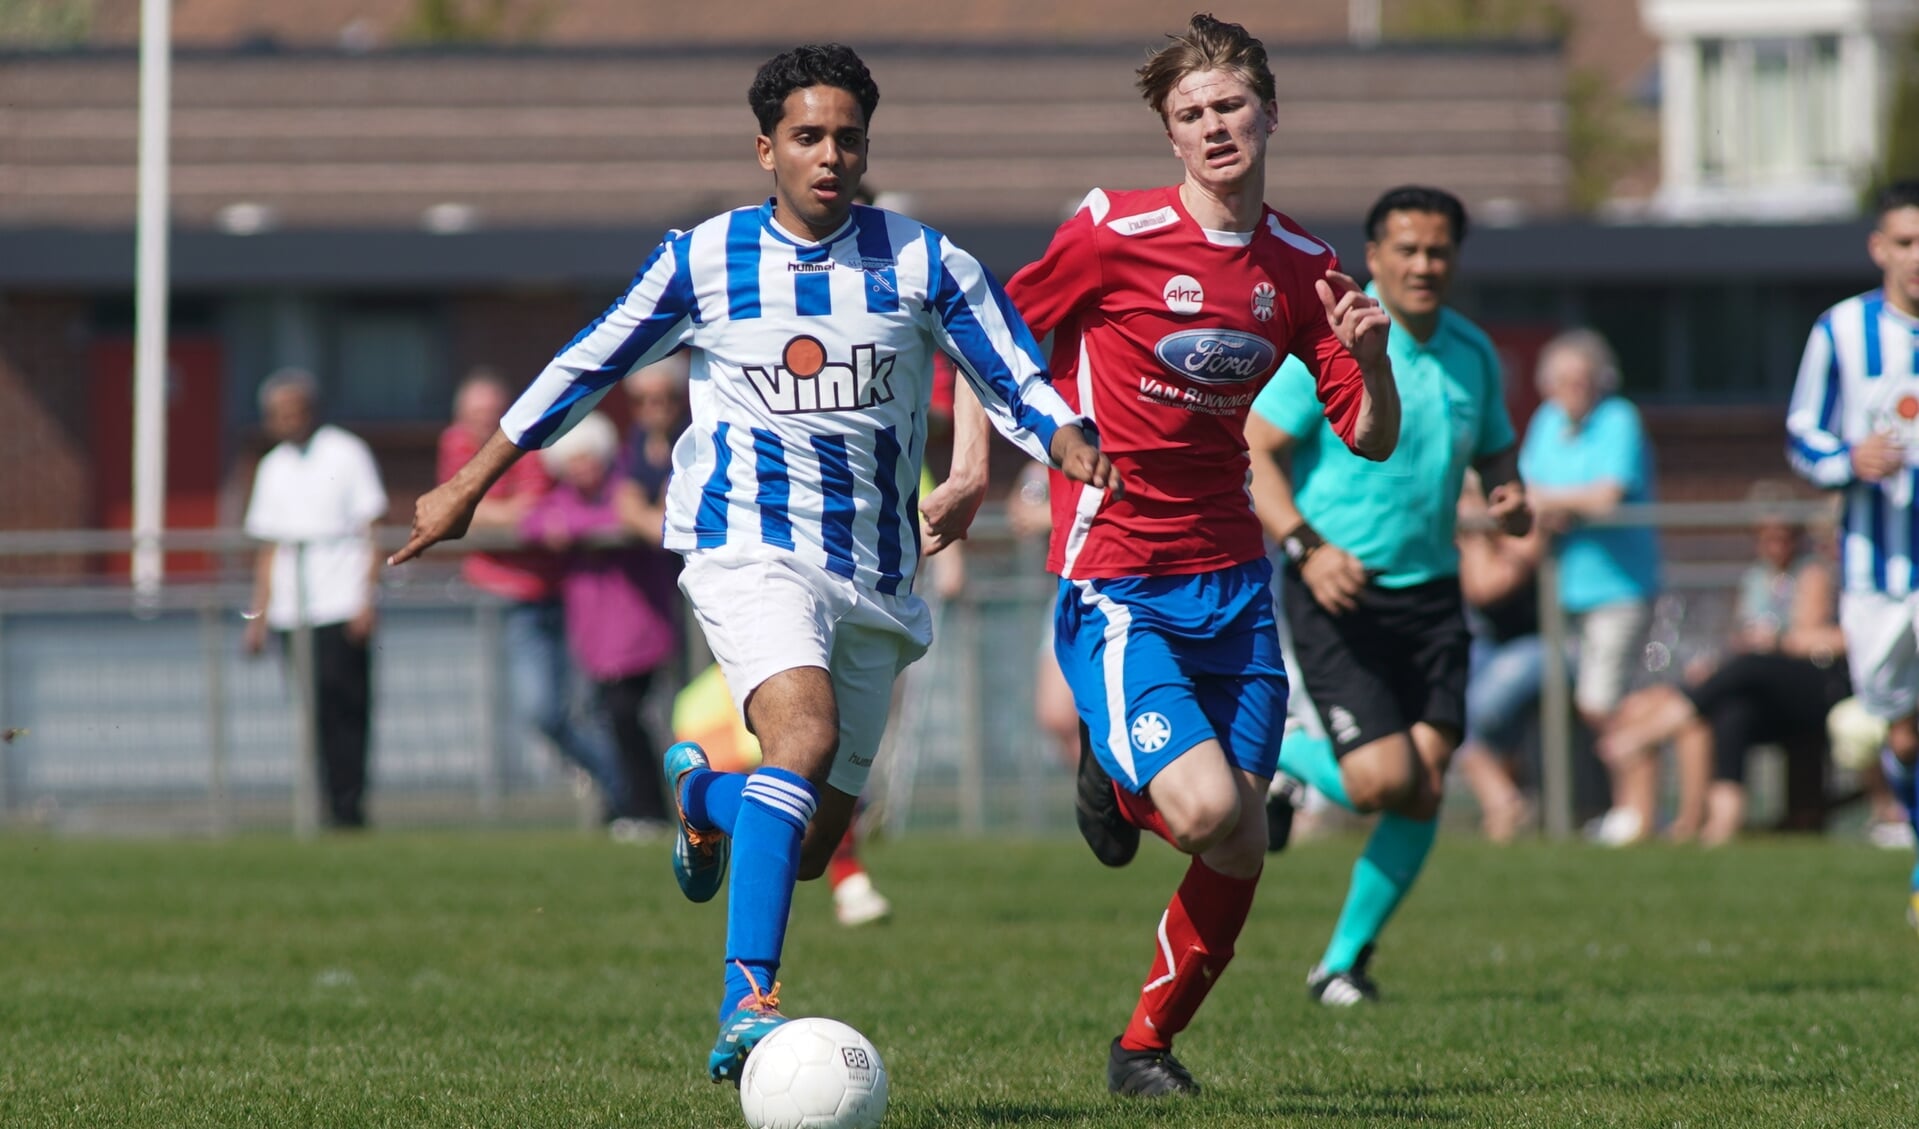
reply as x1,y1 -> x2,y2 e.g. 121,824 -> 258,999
1697,35 -> 1844,188
223,295 -> 452,429
329,302 -> 448,422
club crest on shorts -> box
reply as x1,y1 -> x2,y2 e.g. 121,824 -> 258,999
1130,711 -> 1173,753
1251,281 -> 1276,322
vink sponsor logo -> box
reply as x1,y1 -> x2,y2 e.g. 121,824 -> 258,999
1153,329 -> 1278,385
744,335 -> 897,414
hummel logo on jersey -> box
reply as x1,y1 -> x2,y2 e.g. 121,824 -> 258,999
744,335 -> 897,415
1162,275 -> 1204,315
787,261 -> 834,273
1114,207 -> 1178,237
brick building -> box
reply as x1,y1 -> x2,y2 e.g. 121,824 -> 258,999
0,36 -> 1572,535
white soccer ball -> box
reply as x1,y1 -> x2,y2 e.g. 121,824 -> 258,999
1828,696 -> 1889,773
738,1017 -> 889,1129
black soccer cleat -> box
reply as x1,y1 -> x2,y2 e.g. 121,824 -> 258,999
1106,1036 -> 1200,1097
1074,722 -> 1139,868
1307,943 -> 1380,1007
1265,771 -> 1304,853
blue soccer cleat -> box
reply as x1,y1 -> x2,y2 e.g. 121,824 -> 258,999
666,741 -> 729,903
708,963 -> 788,1084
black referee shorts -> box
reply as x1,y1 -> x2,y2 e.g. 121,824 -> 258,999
1282,569 -> 1472,758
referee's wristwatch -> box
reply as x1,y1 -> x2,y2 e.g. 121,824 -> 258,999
1281,523 -> 1324,566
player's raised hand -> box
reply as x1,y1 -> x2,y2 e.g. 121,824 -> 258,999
1486,481 -> 1534,537
1317,270 -> 1391,369
920,474 -> 988,556
389,479 -> 481,566
1852,430 -> 1905,482
1050,425 -> 1124,500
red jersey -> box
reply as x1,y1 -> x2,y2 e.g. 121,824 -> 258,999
1005,185 -> 1366,579
436,423 -> 560,602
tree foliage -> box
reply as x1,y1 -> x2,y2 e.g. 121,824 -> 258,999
0,0 -> 94,46
1876,30 -> 1919,194
402,0 -> 551,45
1387,0 -> 1570,41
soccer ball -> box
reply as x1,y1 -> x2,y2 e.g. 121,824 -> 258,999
738,1017 -> 888,1129
1828,696 -> 1889,772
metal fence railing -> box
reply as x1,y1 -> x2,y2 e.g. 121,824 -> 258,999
0,525 -> 1074,839
0,503 -> 1842,840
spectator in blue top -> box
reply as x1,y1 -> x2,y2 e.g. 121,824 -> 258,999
1519,328 -> 1663,845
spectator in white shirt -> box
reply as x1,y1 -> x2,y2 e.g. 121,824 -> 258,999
243,368 -> 388,828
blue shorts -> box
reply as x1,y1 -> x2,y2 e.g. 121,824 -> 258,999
1054,558 -> 1288,793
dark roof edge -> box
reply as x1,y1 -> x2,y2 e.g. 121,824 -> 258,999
0,37 -> 1564,65
0,220 -> 1876,290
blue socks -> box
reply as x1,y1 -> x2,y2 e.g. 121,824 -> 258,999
719,767 -> 818,1020
681,769 -> 748,835
1278,729 -> 1352,812
1885,749 -> 1919,892
1322,813 -> 1437,973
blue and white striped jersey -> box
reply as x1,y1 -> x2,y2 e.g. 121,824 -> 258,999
501,200 -> 1079,595
1787,289 -> 1919,596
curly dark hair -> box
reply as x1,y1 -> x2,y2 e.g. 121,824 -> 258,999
748,43 -> 880,135
1876,179 -> 1919,222
1365,185 -> 1470,245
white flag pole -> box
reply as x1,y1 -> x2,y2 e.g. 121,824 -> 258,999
132,0 -> 172,604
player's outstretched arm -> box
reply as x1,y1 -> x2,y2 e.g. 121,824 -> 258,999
389,429 -> 526,566
1049,425 -> 1123,500
1317,270 -> 1399,461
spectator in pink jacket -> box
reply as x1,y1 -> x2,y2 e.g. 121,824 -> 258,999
524,411 -> 680,833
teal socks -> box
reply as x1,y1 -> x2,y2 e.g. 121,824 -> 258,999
1278,729 -> 1351,812
1321,813 -> 1437,973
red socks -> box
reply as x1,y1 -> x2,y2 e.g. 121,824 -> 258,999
826,821 -> 863,889
1119,857 -> 1259,1053
1113,782 -> 1179,847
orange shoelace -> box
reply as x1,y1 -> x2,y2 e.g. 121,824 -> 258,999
732,960 -> 783,1014
675,767 -> 721,853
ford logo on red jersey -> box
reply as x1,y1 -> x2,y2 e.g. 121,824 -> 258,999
1153,329 -> 1278,386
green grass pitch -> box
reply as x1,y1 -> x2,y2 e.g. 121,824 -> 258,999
3,831 -> 1916,1127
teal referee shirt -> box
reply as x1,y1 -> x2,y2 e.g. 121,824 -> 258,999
1251,290 -> 1514,588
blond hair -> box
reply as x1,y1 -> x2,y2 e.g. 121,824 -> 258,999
1136,13 -> 1275,123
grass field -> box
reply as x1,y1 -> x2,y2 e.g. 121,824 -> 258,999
4,830 -> 1916,1128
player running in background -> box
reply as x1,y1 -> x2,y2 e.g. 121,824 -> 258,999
393,42 -> 1116,1082
989,13 -> 1400,1096
1786,179 -> 1919,933
1247,186 -> 1530,1005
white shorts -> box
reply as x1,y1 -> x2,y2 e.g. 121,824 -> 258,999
1840,590 -> 1919,721
1570,600 -> 1649,718
678,545 -> 933,796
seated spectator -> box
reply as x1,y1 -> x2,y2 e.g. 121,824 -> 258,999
1597,502 -> 1846,845
525,411 -> 680,836
1519,328 -> 1663,846
1455,475 -> 1552,842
